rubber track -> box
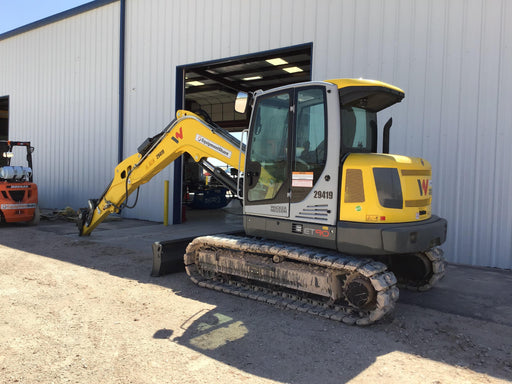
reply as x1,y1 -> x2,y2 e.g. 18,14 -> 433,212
184,235 -> 399,326
406,247 -> 446,292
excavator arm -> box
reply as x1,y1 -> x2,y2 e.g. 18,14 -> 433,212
77,110 -> 245,236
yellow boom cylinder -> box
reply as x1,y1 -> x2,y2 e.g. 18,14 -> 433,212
163,180 -> 169,226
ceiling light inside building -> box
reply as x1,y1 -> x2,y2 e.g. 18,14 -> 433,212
283,66 -> 303,74
187,81 -> 205,86
266,58 -> 288,66
242,76 -> 262,81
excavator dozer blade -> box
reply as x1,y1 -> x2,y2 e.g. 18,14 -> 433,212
151,238 -> 192,277
151,231 -> 245,277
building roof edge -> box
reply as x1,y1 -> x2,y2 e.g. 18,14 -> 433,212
0,0 -> 119,41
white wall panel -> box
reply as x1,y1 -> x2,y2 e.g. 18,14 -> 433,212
121,0 -> 511,268
0,2 -> 120,209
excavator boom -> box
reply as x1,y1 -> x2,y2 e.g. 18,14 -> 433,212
77,110 -> 245,236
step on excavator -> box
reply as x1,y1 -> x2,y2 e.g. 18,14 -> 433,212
77,79 -> 447,325
0,140 -> 39,225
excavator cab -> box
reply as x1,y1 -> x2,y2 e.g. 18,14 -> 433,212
240,80 -> 446,276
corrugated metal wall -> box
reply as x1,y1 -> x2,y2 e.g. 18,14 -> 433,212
122,0 -> 512,269
1,0 -> 510,269
0,2 -> 120,209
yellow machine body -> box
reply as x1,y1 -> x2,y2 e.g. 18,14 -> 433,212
340,153 -> 432,224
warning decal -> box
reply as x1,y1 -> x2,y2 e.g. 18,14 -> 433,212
292,172 -> 314,187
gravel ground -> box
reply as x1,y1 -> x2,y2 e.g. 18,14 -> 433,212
0,218 -> 511,384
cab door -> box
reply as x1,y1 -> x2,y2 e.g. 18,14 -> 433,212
244,90 -> 292,217
244,84 -> 331,219
290,86 -> 328,204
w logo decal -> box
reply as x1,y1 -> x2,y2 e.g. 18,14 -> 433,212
417,179 -> 431,196
171,126 -> 183,144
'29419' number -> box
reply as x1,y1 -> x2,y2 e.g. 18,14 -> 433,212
314,190 -> 333,199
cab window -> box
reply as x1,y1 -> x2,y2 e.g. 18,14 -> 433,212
247,92 -> 290,202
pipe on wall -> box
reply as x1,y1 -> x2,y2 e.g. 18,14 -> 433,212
118,0 -> 126,163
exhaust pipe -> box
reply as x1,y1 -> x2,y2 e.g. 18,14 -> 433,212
382,117 -> 393,154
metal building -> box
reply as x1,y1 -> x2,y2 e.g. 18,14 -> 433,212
0,0 -> 511,269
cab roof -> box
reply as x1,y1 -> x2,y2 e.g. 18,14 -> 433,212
326,78 -> 405,112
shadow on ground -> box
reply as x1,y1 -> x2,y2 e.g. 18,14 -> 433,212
1,217 -> 511,383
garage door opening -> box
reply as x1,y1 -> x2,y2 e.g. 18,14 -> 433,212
174,44 -> 312,224
0,96 -> 8,140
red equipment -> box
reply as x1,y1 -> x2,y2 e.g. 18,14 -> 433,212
0,141 -> 39,224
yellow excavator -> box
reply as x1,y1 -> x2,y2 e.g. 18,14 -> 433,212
77,79 -> 447,325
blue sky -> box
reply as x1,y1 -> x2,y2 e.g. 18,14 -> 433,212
0,0 -> 91,34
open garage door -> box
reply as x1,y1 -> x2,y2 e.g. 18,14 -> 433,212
174,44 -> 312,223
0,96 -> 8,140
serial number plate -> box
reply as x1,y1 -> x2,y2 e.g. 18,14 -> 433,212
313,191 -> 333,199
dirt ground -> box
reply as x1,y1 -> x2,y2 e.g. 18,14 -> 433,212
1,217 -> 511,384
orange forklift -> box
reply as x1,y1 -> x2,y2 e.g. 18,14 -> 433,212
0,140 -> 39,225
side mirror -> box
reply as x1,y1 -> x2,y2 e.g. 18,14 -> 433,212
235,91 -> 249,114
